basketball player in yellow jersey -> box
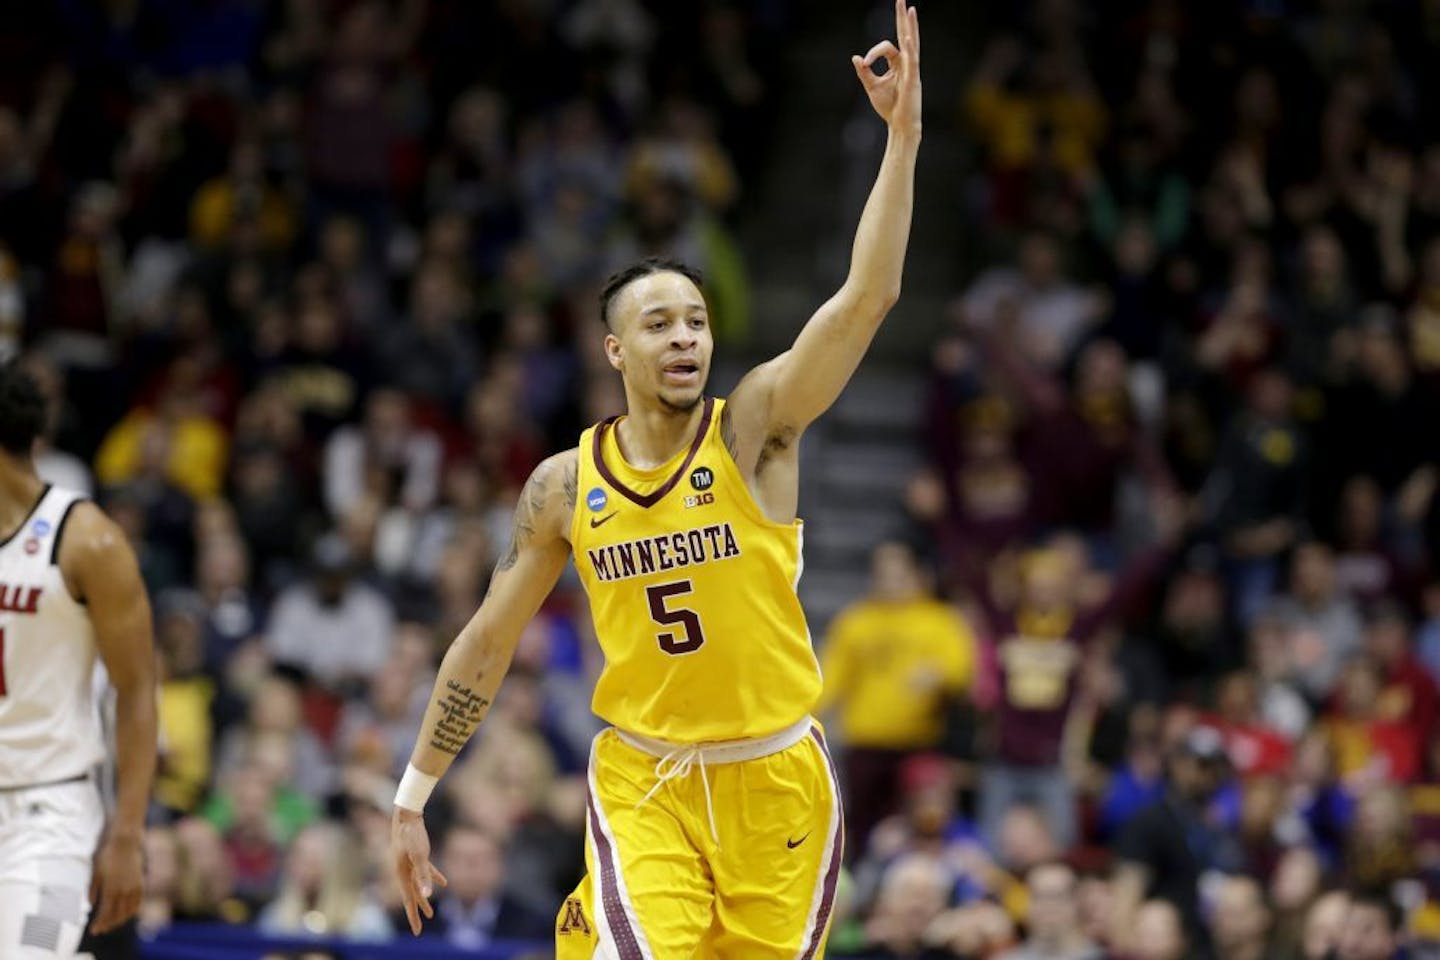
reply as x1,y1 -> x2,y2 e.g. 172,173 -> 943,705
391,3 -> 920,955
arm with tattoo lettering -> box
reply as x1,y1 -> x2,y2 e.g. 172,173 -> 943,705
407,450 -> 576,762
392,450 -> 577,934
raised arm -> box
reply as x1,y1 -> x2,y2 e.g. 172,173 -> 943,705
59,502 -> 157,935
390,449 -> 577,935
730,0 -> 921,437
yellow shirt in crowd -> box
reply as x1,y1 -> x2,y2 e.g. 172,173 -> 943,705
818,597 -> 975,749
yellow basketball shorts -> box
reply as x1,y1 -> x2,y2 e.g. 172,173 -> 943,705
554,721 -> 844,959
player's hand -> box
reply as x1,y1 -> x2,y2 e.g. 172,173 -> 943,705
392,807 -> 448,936
89,828 -> 144,934
852,0 -> 921,135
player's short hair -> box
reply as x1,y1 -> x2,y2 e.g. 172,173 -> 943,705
599,257 -> 703,330
0,363 -> 46,457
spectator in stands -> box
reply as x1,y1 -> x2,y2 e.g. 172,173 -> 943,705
1208,874 -> 1274,960
322,386 -> 443,519
153,590 -> 216,816
265,533 -> 395,693
1304,890 -> 1353,960
998,861 -> 1105,960
818,540 -> 976,853
973,527 -> 1177,851
215,672 -> 332,803
139,826 -> 180,937
1335,890 -> 1407,960
414,824 -> 551,948
1274,541 -> 1365,702
960,231 -> 1107,373
1122,900 -> 1190,960
1203,368 -> 1309,625
858,853 -> 952,959
257,822 -> 391,940
1111,724 -> 1240,952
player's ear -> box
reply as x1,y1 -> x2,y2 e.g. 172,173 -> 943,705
604,332 -> 624,373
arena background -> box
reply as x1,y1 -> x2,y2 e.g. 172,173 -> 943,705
4,0 -> 1440,958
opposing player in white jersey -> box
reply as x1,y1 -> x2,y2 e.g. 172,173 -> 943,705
0,365 -> 157,957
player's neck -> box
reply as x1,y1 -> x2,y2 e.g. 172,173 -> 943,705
0,455 -> 44,522
615,398 -> 707,469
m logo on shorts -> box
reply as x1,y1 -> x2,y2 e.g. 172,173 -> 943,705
558,897 -> 591,935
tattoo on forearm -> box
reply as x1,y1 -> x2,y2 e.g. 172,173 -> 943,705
720,405 -> 739,461
497,461 -> 550,572
429,679 -> 490,755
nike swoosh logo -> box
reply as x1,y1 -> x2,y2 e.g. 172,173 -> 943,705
786,833 -> 810,849
589,511 -> 619,529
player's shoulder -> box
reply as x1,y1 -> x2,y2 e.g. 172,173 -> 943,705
53,499 -> 128,565
525,447 -> 581,531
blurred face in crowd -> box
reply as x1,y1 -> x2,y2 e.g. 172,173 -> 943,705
1338,658 -> 1382,719
1076,875 -> 1113,942
873,855 -> 949,943
1019,232 -> 1061,287
1021,550 -> 1073,614
1132,900 -> 1187,960
1170,749 -> 1226,803
1211,875 -> 1271,955
1336,900 -> 1400,960
871,542 -> 923,603
1293,542 -> 1337,604
441,827 -> 504,906
1270,846 -> 1322,914
1248,368 -> 1293,420
1302,225 -> 1346,286
1305,891 -> 1351,959
1075,339 -> 1127,398
1340,476 -> 1383,548
605,271 -> 713,414
1026,863 -> 1080,945
286,825 -> 332,895
998,806 -> 1056,873
1365,610 -> 1410,667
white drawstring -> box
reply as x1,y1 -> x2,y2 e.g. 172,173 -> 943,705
634,746 -> 721,848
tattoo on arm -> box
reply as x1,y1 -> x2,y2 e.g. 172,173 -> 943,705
429,678 -> 491,755
562,458 -> 578,511
496,461 -> 550,572
720,404 -> 739,461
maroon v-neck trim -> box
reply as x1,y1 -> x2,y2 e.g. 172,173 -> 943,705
593,397 -> 715,508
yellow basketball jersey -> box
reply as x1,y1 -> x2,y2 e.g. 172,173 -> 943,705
571,397 -> 821,742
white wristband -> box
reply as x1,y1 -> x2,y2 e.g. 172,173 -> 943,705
394,764 -> 439,812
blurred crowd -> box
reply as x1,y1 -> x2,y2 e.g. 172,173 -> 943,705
0,0 -> 787,954
11,0 -> 1440,958
816,1 -> 1440,958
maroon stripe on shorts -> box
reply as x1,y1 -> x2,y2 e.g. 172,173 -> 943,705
586,787 -> 645,960
801,726 -> 845,960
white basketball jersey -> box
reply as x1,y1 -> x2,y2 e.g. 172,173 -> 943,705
0,485 -> 104,788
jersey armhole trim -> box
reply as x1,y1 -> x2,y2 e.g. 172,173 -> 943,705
49,498 -> 85,566
0,483 -> 52,549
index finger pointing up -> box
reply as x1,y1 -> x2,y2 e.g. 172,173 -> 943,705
895,0 -> 908,46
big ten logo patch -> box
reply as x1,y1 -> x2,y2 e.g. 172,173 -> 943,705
683,491 -> 715,509
558,897 -> 591,935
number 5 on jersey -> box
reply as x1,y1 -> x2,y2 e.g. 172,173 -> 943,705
646,581 -> 706,655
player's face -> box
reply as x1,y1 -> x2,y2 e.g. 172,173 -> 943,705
606,272 -> 713,413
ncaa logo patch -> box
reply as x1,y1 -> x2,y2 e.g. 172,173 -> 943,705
586,488 -> 608,512
689,466 -> 715,491
31,519 -> 50,537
